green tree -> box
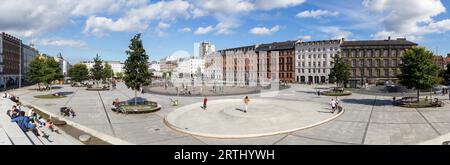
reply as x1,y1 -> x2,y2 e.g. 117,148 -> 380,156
124,34 -> 151,105
26,57 -> 47,90
329,55 -> 351,89
116,72 -> 124,79
444,63 -> 450,84
90,54 -> 104,86
103,62 -> 113,80
69,64 -> 89,82
398,47 -> 440,101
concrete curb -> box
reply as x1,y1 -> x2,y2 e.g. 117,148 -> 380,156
22,100 -> 134,145
164,101 -> 345,139
418,133 -> 450,145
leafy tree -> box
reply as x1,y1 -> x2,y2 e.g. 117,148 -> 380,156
329,55 -> 351,89
124,34 -> 151,105
444,63 -> 450,84
90,54 -> 104,86
69,64 -> 89,82
26,57 -> 46,90
116,72 -> 124,79
26,57 -> 62,91
398,47 -> 439,101
103,62 -> 113,80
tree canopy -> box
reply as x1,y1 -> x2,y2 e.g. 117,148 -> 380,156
90,54 -> 104,82
123,34 -> 151,104
26,57 -> 62,85
398,47 -> 439,100
329,55 -> 351,88
69,64 -> 89,82
103,62 -> 113,80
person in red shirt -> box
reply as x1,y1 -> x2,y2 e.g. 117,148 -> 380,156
202,97 -> 208,110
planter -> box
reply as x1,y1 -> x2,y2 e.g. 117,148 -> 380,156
34,94 -> 67,99
321,91 -> 352,96
116,101 -> 161,114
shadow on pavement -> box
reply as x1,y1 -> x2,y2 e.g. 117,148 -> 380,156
341,99 -> 392,106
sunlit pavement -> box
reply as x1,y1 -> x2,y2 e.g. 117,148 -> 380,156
11,83 -> 450,145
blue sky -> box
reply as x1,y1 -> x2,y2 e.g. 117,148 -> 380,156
1,0 -> 450,63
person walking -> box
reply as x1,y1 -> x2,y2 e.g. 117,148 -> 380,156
448,92 -> 450,100
202,97 -> 208,110
330,99 -> 336,113
243,96 -> 250,113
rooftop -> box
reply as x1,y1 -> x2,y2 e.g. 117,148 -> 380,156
341,38 -> 417,47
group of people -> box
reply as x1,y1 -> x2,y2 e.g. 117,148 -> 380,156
3,92 -> 19,103
442,88 -> 450,100
111,98 -> 122,113
329,98 -> 342,113
201,96 -> 250,113
5,100 -> 60,136
60,107 -> 76,118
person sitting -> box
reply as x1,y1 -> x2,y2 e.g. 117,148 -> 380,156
69,108 -> 76,118
2,92 -> 6,98
45,119 -> 60,134
60,107 -> 71,117
38,117 -> 47,127
111,98 -> 120,111
11,111 -> 40,136
7,109 -> 20,119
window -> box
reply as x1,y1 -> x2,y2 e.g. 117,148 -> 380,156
376,59 -> 380,67
360,69 -> 365,77
323,54 -> 326,58
313,54 -> 316,58
383,50 -> 388,57
368,69 -> 372,77
375,50 -> 380,57
384,59 -> 389,67
302,62 -> 305,66
313,48 -> 316,52
392,69 -> 397,77
323,61 -> 327,66
308,62 -> 311,66
323,48 -> 326,51
352,69 -> 356,77
359,60 -> 364,67
352,59 -> 357,67
344,51 -> 349,58
392,59 -> 397,67
384,69 -> 389,77
323,69 -> 326,73
367,59 -> 372,67
392,50 -> 397,57
377,69 -> 381,77
302,69 -> 305,73
359,50 -> 364,58
313,62 -> 316,66
367,50 -> 372,57
318,69 -> 321,73
351,50 -> 356,57
313,69 -> 316,73
318,62 -> 321,67
308,55 -> 311,58
308,69 -> 311,73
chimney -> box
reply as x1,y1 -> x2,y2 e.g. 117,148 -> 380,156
388,36 -> 391,40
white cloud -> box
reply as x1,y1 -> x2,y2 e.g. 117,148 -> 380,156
363,0 -> 449,40
194,22 -> 239,35
298,35 -> 312,40
319,26 -> 351,39
33,38 -> 86,48
83,16 -> 146,37
179,27 -> 192,32
158,22 -> 171,29
193,0 -> 255,15
255,0 -> 305,10
194,26 -> 215,35
249,25 -> 281,35
83,0 -> 191,36
296,9 -> 339,19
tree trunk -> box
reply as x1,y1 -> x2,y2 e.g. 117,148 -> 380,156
134,90 -> 137,105
417,89 -> 420,102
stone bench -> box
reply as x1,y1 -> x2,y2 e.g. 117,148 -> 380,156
0,98 -> 34,145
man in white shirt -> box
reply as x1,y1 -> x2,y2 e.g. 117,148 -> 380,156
330,99 -> 336,113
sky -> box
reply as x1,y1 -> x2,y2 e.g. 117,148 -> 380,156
1,0 -> 450,63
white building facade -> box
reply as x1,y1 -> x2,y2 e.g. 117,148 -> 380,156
80,60 -> 124,77
295,39 -> 342,84
199,42 -> 215,59
176,58 -> 204,78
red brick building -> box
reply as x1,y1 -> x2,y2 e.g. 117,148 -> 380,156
1,32 -> 22,86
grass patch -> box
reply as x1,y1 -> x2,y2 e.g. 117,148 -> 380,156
322,91 -> 352,96
34,94 -> 67,99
